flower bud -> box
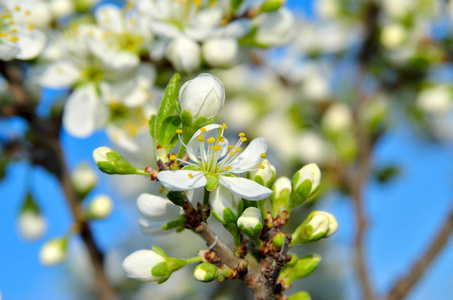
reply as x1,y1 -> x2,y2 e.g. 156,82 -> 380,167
92,146 -> 140,175
260,0 -> 285,12
237,207 -> 263,239
288,291 -> 311,300
122,247 -> 190,283
71,162 -> 97,198
86,195 -> 113,219
137,193 -> 182,223
270,176 -> 291,217
279,254 -> 321,284
202,38 -> 238,67
179,73 -> 225,121
18,193 -> 47,240
210,185 -> 240,225
40,237 -> 68,266
247,159 -> 276,188
254,8 -> 296,47
272,232 -> 286,250
321,103 -> 352,135
165,37 -> 201,73
291,211 -> 337,244
193,262 -> 220,282
287,163 -> 321,210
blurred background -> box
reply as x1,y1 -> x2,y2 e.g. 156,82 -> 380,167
1,0 -> 453,299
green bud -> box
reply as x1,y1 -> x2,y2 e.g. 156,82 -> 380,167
260,0 -> 285,12
194,262 -> 220,282
71,162 -> 97,199
287,163 -> 321,210
272,232 -> 286,249
92,146 -> 142,175
288,291 -> 311,300
247,159 -> 276,188
237,207 -> 263,239
291,211 -> 338,245
279,254 -> 321,284
270,176 -> 291,217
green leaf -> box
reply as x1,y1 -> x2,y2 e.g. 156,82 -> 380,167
152,246 -> 167,257
149,115 -> 156,139
152,262 -> 169,277
166,191 -> 185,207
181,110 -> 193,127
158,115 -> 181,152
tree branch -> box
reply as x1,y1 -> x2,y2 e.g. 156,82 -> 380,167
0,61 -> 117,300
263,234 -> 291,300
383,204 -> 453,300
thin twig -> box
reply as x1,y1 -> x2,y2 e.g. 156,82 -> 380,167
263,234 -> 291,300
383,204 -> 453,300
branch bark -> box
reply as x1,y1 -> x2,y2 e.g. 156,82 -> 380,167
0,61 -> 117,300
383,205 -> 453,300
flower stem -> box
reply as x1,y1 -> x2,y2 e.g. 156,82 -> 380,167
185,256 -> 204,264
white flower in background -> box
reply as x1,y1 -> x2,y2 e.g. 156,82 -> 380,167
296,131 -> 331,165
165,36 -> 201,73
122,249 -> 166,281
3,0 -> 52,29
48,0 -> 75,19
381,23 -> 407,49
71,162 -> 97,196
39,237 -> 68,266
417,85 -> 452,115
179,73 -> 225,120
322,102 -> 353,133
0,4 -> 47,61
157,124 -> 273,202
202,38 -> 238,67
86,195 -> 113,219
18,211 -> 47,240
254,8 -> 296,47
315,0 -> 340,20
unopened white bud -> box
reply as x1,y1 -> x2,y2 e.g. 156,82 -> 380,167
194,262 -> 220,282
92,146 -> 111,164
92,146 -> 139,174
288,163 -> 321,209
40,237 -> 68,266
322,103 -> 352,134
18,212 -> 47,240
179,73 -> 225,120
86,195 -> 113,219
237,207 -> 263,239
122,249 -> 166,282
417,85 -> 452,115
380,24 -> 406,49
202,38 -> 238,67
137,193 -> 182,223
71,162 -> 97,197
248,159 -> 276,188
166,37 -> 201,73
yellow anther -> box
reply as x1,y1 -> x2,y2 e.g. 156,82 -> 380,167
236,147 -> 242,152
239,132 -> 245,137
200,127 -> 207,132
209,146 -> 214,150
9,20 -> 14,24
28,24 -> 34,30
259,165 -> 265,169
241,137 -> 247,142
221,18 -> 228,26
9,36 -> 19,42
25,10 -> 30,15
15,6 -> 20,11
225,166 -> 232,170
228,145 -> 234,149
11,28 -> 17,33
260,153 -> 267,158
214,145 -> 222,151
158,185 -> 165,193
219,136 -> 225,142
170,154 -> 176,160
176,129 -> 183,134
207,137 -> 215,144
4,8 -> 10,13
188,173 -> 194,179
230,151 -> 235,156
222,123 -> 228,129
198,135 -> 204,142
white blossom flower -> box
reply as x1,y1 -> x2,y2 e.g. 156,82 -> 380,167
254,8 -> 296,47
18,211 -> 47,240
165,36 -> 201,73
122,249 -> 166,281
86,195 -> 113,219
0,4 -> 47,61
202,38 -> 238,67
157,124 -> 273,202
137,193 -> 182,223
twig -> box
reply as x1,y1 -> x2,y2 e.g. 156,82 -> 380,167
383,205 -> 453,300
0,61 -> 117,300
263,235 -> 291,300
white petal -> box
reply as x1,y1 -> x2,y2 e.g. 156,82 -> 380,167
62,84 -> 107,138
0,43 -> 19,61
39,61 -> 80,88
14,25 -> 47,60
209,185 -> 240,220
122,249 -> 165,281
185,187 -> 205,206
157,170 -> 206,191
228,137 -> 267,173
106,125 -> 139,152
137,193 -> 182,223
219,176 -> 273,201
95,4 -> 124,33
186,124 -> 225,163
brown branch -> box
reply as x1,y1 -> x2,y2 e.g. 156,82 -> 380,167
383,204 -> 453,300
263,234 -> 291,300
0,61 -> 117,300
